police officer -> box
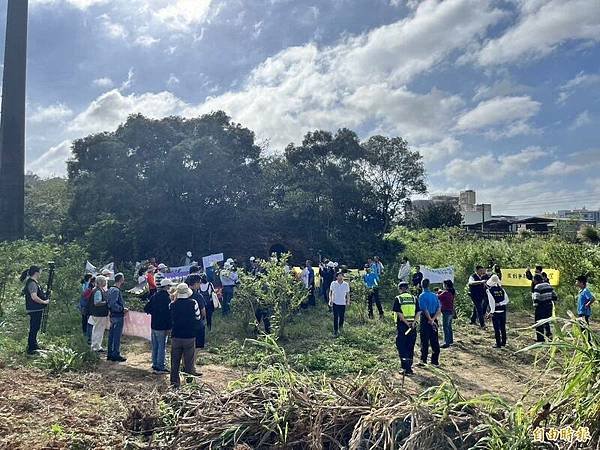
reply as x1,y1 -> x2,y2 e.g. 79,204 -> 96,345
392,281 -> 420,375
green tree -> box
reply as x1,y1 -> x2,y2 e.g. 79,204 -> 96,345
66,112 -> 265,263
273,129 -> 380,263
362,136 -> 427,235
412,202 -> 463,229
24,175 -> 71,241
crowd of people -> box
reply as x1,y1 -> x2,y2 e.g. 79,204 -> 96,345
19,253 -> 596,382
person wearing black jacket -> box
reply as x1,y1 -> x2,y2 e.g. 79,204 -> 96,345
525,266 -> 543,292
21,266 -> 49,355
532,274 -> 557,342
319,260 -> 335,306
468,266 -> 487,328
198,274 -> 216,331
144,278 -> 173,373
412,266 -> 424,296
188,274 -> 207,351
107,273 -> 127,362
170,283 -> 202,386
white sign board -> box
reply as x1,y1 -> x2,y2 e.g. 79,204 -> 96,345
202,253 -> 224,270
85,261 -> 115,280
420,266 -> 455,284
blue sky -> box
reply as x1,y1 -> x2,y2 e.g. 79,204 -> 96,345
1,0 -> 599,215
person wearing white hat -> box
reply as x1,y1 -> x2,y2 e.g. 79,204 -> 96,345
155,263 -> 168,287
486,275 -> 509,348
169,283 -> 201,386
220,261 -> 239,316
144,278 -> 173,372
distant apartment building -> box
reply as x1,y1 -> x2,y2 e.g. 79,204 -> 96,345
459,189 -> 476,212
557,208 -> 600,225
410,190 -> 492,226
458,189 -> 492,225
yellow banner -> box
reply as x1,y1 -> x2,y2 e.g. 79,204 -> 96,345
502,269 -> 560,287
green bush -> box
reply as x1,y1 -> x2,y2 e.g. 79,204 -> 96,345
233,255 -> 306,339
0,240 -> 95,369
36,345 -> 85,374
0,240 -> 88,313
386,227 -> 600,313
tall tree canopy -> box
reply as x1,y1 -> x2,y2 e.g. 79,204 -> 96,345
362,136 -> 427,235
57,112 -> 427,265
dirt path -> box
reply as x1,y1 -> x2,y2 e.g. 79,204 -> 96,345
396,312 -> 558,402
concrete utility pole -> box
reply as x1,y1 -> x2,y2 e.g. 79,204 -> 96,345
0,0 -> 29,241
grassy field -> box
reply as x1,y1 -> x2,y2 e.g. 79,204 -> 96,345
1,233 -> 599,448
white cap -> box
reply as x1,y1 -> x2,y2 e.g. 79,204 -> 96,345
250,256 -> 256,262
326,261 -> 335,268
160,278 -> 173,287
157,263 -> 167,270
186,251 -> 192,258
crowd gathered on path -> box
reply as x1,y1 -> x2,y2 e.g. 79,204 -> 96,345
19,252 -> 596,383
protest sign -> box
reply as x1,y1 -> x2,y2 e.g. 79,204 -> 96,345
163,265 -> 192,280
202,253 -> 224,270
85,261 -> 115,280
123,311 -> 151,340
420,266 -> 455,284
502,269 -> 560,287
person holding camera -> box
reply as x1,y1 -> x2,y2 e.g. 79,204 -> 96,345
21,265 -> 49,355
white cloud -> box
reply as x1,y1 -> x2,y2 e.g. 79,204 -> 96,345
154,0 -> 213,31
68,89 -> 187,137
541,161 -> 584,176
31,0 -> 108,9
93,77 -> 114,88
413,137 -> 462,163
183,0 -> 503,147
445,146 -> 545,182
121,69 -> 135,91
477,0 -> 600,65
557,71 -> 600,103
569,110 -> 592,130
28,103 -> 73,123
27,140 -> 73,177
99,14 -> 128,39
455,96 -> 540,136
135,35 -> 161,47
167,74 -> 180,87
473,79 -> 528,102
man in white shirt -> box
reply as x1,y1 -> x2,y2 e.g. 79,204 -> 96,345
397,256 -> 411,282
329,271 -> 350,337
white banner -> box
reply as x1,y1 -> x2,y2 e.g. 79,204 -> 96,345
85,261 -> 115,280
420,265 -> 455,284
202,253 -> 224,270
164,265 -> 192,280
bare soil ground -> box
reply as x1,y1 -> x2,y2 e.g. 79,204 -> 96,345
0,340 -> 241,449
0,312 -> 564,449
